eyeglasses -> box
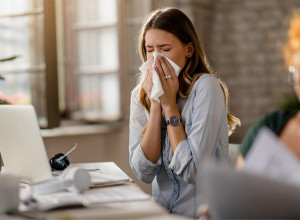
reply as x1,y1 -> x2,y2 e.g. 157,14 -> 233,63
288,66 -> 300,85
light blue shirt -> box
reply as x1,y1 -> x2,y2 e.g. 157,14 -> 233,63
129,74 -> 228,218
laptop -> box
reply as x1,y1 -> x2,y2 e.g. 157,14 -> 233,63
0,105 -> 131,185
0,105 -> 52,183
201,162 -> 300,219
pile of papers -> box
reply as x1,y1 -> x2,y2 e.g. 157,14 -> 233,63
68,162 -> 132,187
19,162 -> 150,212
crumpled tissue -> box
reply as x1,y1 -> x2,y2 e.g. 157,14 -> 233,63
139,51 -> 181,103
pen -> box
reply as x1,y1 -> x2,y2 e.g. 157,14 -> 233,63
86,168 -> 102,173
56,142 -> 78,162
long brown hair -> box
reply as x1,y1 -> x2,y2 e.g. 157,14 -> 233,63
137,7 -> 240,135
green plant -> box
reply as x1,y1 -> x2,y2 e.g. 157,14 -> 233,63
0,56 -> 18,104
0,56 -> 18,80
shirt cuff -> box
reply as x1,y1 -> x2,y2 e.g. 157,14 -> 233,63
168,139 -> 193,175
132,143 -> 162,175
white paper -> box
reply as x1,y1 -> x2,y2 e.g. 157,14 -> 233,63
52,162 -> 131,187
243,127 -> 300,187
68,162 -> 131,187
20,162 -> 146,212
139,51 -> 181,103
33,184 -> 150,211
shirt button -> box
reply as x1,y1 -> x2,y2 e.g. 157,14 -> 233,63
175,191 -> 178,194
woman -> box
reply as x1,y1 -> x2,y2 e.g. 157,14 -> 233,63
129,7 -> 240,218
237,13 -> 300,168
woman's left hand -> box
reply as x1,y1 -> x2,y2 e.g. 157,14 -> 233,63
155,56 -> 179,111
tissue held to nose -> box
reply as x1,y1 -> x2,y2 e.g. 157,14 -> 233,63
139,51 -> 181,102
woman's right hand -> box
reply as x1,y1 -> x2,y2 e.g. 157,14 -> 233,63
141,57 -> 153,97
141,57 -> 160,106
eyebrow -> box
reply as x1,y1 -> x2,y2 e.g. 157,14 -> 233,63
145,44 -> 172,48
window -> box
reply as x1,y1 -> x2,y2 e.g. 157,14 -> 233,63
0,0 -> 161,129
0,0 -> 59,128
63,0 -> 122,121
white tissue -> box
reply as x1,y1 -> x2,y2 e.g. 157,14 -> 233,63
139,51 -> 181,103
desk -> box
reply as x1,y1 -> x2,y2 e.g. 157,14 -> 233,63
1,162 -> 192,220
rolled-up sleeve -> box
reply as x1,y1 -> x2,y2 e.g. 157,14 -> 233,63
169,75 -> 227,183
129,86 -> 162,183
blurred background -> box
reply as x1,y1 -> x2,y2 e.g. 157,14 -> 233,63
1,0 -> 300,194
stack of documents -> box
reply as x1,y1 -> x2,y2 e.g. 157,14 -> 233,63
68,162 -> 132,187
32,184 -> 151,211
19,162 -> 144,213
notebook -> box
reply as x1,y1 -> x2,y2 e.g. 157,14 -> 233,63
67,162 -> 131,188
0,105 -> 53,183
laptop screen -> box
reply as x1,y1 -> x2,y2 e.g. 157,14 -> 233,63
0,105 -> 52,183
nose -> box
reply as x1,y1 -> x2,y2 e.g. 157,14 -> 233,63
151,49 -> 165,57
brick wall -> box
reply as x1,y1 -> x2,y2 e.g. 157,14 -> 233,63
169,0 -> 300,143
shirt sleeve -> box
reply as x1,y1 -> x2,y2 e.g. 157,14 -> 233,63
128,86 -> 162,184
168,75 -> 227,183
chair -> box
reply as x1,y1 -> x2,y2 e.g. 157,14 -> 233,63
228,144 -> 240,165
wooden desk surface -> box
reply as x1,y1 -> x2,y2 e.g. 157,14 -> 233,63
3,183 -> 191,220
1,162 -> 193,220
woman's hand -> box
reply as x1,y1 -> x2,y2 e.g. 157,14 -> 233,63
141,57 -> 161,108
155,56 -> 179,112
155,56 -> 185,153
197,203 -> 211,220
141,57 -> 153,98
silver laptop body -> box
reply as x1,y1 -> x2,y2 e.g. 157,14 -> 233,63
0,105 -> 52,183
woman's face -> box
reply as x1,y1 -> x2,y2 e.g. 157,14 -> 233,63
144,28 -> 192,69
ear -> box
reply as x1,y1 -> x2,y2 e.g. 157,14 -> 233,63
185,42 -> 194,58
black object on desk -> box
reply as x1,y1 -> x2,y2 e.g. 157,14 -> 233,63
49,153 -> 70,170
49,142 -> 78,171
